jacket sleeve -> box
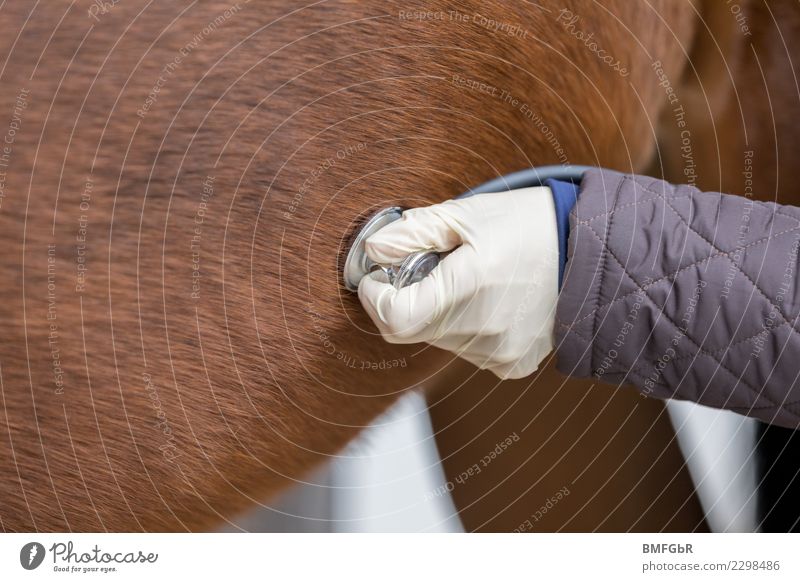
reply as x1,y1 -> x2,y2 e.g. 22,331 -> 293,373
555,168 -> 800,429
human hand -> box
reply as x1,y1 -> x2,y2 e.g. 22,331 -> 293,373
357,187 -> 560,379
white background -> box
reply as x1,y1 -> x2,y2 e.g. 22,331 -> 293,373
1,533 -> 796,581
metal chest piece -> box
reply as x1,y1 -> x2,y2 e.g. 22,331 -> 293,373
343,206 -> 441,292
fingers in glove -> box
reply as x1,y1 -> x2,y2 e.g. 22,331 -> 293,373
364,202 -> 467,265
357,246 -> 480,343
358,272 -> 436,342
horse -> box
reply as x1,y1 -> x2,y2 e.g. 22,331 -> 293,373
0,0 -> 795,531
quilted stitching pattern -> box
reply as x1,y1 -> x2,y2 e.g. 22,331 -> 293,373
555,169 -> 800,428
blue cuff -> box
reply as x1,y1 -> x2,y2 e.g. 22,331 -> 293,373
545,179 -> 579,289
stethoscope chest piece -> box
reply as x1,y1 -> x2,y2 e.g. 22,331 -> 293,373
343,206 -> 441,292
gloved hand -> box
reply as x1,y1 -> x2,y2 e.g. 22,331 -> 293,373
357,187 -> 560,379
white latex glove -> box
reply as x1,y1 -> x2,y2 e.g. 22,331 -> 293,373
357,187 -> 560,379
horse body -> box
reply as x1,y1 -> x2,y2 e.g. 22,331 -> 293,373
0,0 -> 784,531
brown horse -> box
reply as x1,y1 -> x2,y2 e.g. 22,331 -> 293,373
0,0 -> 794,531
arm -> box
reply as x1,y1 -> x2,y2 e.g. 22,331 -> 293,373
557,169 -> 800,429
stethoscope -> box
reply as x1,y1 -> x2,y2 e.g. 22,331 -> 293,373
342,165 -> 590,292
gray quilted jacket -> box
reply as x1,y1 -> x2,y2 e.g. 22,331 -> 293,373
556,169 -> 800,429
